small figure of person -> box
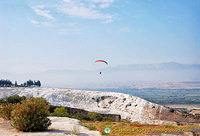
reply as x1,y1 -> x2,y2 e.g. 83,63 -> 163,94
100,72 -> 102,75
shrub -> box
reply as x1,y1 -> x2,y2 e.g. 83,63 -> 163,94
0,98 -> 7,104
123,98 -> 126,102
0,103 -> 16,120
102,117 -> 114,122
108,101 -> 113,104
50,107 -> 69,117
165,125 -> 176,128
49,105 -> 56,113
96,98 -> 100,103
74,113 -> 91,121
169,108 -> 175,113
11,97 -> 51,132
88,112 -> 102,121
6,95 -> 25,104
74,112 -> 113,122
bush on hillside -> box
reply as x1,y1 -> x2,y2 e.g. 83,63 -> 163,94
73,112 -> 113,122
102,117 -> 114,122
0,95 -> 26,104
48,105 -> 115,122
169,108 -> 175,113
74,113 -> 91,121
0,98 -> 7,104
50,107 -> 69,117
6,95 -> 26,104
11,97 -> 51,132
49,105 -> 56,113
0,103 -> 16,120
88,112 -> 103,121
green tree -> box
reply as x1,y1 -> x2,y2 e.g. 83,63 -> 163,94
14,81 -> 18,87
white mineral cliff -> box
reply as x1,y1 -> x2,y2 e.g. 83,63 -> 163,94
0,87 -> 177,125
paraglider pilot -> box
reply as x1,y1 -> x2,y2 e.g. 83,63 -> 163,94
94,60 -> 108,75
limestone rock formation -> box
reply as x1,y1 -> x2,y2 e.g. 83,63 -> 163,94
0,87 -> 199,125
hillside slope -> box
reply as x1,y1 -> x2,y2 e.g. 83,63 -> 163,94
0,87 -> 199,125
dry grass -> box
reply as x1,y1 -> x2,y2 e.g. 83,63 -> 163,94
71,125 -> 80,135
83,121 -> 200,136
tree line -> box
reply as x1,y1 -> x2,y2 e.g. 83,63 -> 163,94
0,79 -> 41,87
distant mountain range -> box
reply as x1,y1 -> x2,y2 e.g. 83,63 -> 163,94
0,62 -> 200,88
109,62 -> 200,71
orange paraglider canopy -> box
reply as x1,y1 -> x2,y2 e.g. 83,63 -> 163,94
95,60 -> 108,65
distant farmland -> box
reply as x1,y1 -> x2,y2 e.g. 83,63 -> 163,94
82,88 -> 200,105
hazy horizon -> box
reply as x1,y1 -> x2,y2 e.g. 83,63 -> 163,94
1,62 -> 200,88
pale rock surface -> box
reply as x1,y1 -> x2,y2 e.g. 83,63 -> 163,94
0,117 -> 101,136
0,87 -> 176,125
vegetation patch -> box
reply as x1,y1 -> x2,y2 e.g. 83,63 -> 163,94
169,108 -> 175,113
123,98 -> 126,102
50,107 -> 69,117
11,97 -> 51,132
71,125 -> 80,135
0,95 -> 26,104
0,103 -> 16,120
0,95 -> 51,132
0,95 -> 26,120
82,121 -> 199,136
109,101 -> 113,104
49,105 -> 115,122
70,112 -> 114,122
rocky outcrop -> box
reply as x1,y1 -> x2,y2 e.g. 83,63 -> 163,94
0,87 -> 200,125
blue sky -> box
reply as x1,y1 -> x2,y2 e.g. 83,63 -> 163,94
0,0 -> 200,74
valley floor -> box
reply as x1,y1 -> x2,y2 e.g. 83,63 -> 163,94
166,104 -> 200,115
166,104 -> 200,110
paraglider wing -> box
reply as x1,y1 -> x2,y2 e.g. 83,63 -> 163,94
95,60 -> 108,65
